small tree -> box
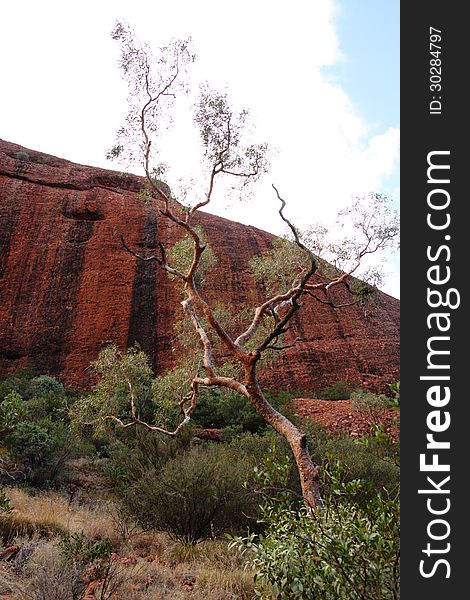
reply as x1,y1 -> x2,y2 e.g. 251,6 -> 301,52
85,22 -> 399,509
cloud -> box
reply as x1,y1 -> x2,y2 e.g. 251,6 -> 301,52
1,0 -> 399,295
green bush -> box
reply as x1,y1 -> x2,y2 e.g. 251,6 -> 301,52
0,391 -> 28,434
25,392 -> 68,423
0,369 -> 37,402
5,419 -> 81,486
102,425 -> 193,486
0,372 -> 73,422
30,375 -> 64,396
124,444 -> 259,544
305,423 -> 399,496
192,389 -> 296,434
234,460 -> 400,600
8,421 -> 56,473
193,388 -> 265,432
58,531 -> 114,564
351,390 -> 390,412
317,381 -> 354,400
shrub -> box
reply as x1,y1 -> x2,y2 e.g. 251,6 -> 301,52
351,389 -> 391,412
193,388 -> 265,432
305,423 -> 399,496
25,391 -> 69,423
317,381 -> 354,400
192,389 -> 296,434
124,444 -> 259,544
30,375 -> 64,396
15,151 -> 30,162
0,372 -> 74,423
58,531 -> 114,564
8,422 -> 55,473
103,426 -> 193,487
234,460 -> 400,600
5,420 -> 77,486
0,390 -> 28,434
0,369 -> 37,402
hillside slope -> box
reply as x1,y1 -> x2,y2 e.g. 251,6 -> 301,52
0,140 -> 399,392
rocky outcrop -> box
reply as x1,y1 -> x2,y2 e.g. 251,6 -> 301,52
0,140 -> 399,392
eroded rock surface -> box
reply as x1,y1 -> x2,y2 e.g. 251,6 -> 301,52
0,140 -> 399,392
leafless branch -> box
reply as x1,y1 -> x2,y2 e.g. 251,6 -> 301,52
181,297 -> 216,378
304,289 -> 361,309
120,234 -> 157,261
120,234 -> 187,280
266,337 -> 301,351
103,414 -> 191,437
254,185 -> 318,354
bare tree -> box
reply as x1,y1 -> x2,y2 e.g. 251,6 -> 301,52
95,23 -> 399,509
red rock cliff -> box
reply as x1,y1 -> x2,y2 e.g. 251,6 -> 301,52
0,140 -> 399,392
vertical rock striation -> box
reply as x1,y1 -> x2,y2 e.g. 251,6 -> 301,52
0,140 -> 399,391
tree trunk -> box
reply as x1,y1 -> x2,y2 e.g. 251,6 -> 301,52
245,361 -> 322,508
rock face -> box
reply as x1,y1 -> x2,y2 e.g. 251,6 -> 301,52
0,140 -> 400,392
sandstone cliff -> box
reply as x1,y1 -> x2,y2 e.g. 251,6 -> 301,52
0,140 -> 399,392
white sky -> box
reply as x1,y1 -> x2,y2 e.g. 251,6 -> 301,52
1,0 -> 399,297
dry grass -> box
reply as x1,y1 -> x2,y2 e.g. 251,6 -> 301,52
1,487 -> 256,599
93,556 -> 255,600
0,535 -> 256,600
4,487 -> 119,544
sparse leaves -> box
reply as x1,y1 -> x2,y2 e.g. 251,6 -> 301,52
70,345 -> 154,432
249,237 -> 308,297
105,23 -> 399,509
108,21 -> 195,171
195,86 -> 268,178
304,192 -> 399,282
193,85 -> 269,205
249,193 -> 399,314
151,365 -> 193,429
168,226 -> 217,287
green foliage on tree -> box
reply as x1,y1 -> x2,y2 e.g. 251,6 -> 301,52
100,21 -> 399,511
31,375 -> 65,396
0,369 -> 37,402
250,192 -> 399,309
249,238 -> 307,297
168,226 -> 217,289
71,345 -> 155,433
